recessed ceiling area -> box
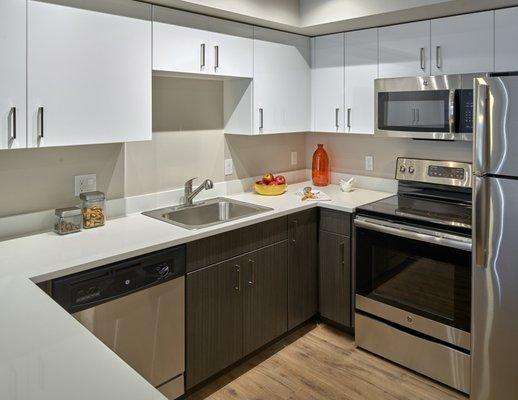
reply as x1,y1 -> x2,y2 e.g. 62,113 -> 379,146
148,0 -> 518,35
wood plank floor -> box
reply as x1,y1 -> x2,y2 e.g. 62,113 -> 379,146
187,323 -> 467,400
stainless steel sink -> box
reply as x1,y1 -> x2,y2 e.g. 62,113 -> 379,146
142,197 -> 273,230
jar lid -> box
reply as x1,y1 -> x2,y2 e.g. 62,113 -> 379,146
79,191 -> 106,201
55,206 -> 82,217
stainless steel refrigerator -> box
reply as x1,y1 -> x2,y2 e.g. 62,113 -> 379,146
472,75 -> 518,399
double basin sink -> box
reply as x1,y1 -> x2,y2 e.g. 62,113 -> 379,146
143,197 -> 273,230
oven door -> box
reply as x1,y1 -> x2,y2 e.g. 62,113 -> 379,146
354,216 -> 471,350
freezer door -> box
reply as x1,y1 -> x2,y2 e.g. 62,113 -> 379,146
472,176 -> 518,399
474,76 -> 518,176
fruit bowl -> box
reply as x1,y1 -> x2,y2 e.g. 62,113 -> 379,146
253,183 -> 288,196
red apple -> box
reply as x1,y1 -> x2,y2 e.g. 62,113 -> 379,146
262,172 -> 274,184
268,181 -> 278,186
255,180 -> 265,185
274,175 -> 286,185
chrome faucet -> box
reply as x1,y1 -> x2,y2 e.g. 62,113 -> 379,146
184,177 -> 214,206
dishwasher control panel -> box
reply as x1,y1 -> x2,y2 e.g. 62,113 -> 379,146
52,246 -> 186,313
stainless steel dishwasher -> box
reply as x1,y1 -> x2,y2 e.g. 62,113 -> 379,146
52,246 -> 186,399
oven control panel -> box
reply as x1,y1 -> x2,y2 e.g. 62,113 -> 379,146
395,158 -> 472,187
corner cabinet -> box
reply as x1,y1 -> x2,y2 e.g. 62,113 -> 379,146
153,7 -> 253,78
225,27 -> 311,135
311,33 -> 345,133
0,0 -> 26,150
379,20 -> 431,78
27,0 -> 152,147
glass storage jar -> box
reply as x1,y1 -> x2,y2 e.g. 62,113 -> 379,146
80,191 -> 106,229
54,207 -> 82,235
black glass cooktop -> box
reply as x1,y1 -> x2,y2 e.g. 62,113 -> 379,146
357,194 -> 472,232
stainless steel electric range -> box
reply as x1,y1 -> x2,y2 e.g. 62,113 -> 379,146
353,158 -> 472,394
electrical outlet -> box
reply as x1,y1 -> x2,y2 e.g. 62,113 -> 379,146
75,174 -> 96,196
224,158 -> 233,176
365,156 -> 374,171
291,151 -> 298,165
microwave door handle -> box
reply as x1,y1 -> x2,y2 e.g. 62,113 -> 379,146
448,89 -> 456,133
354,217 -> 472,252
415,108 -> 419,125
412,108 -> 416,125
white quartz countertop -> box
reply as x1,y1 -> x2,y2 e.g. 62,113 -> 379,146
0,181 -> 393,400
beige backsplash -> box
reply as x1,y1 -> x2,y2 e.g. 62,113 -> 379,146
306,132 -> 473,179
0,76 -> 473,219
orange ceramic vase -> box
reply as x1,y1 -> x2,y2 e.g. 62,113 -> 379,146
312,144 -> 330,186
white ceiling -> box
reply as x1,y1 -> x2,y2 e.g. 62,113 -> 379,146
148,0 -> 518,35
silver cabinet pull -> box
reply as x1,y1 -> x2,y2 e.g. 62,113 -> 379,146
335,108 -> 340,129
347,108 -> 351,129
200,43 -> 206,69
248,259 -> 255,285
435,45 -> 442,69
420,47 -> 426,70
291,220 -> 298,243
234,264 -> 241,291
214,45 -> 219,71
259,108 -> 264,130
8,107 -> 16,141
37,107 -> 44,138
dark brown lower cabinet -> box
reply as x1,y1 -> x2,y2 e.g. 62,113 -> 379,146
186,257 -> 244,389
186,241 -> 288,389
319,230 -> 352,327
243,241 -> 288,355
287,209 -> 318,330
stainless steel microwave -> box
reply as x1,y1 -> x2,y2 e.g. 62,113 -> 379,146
374,74 -> 483,141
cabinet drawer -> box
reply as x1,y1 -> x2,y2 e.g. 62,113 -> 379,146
319,208 -> 351,236
186,216 -> 287,272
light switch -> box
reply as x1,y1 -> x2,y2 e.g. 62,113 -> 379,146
291,151 -> 298,165
75,174 -> 96,196
365,156 -> 373,171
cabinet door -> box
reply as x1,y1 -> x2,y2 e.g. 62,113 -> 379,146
243,242 -> 288,355
254,27 -> 310,134
379,21 -> 431,78
495,7 -> 518,72
209,20 -> 253,78
186,257 -> 243,389
27,0 -> 152,147
288,210 -> 318,330
431,11 -> 493,75
319,231 -> 351,327
0,0 -> 26,149
312,33 -> 345,133
345,28 -> 378,135
153,7 -> 210,74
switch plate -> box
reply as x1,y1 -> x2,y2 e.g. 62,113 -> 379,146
224,159 -> 233,176
291,151 -> 298,165
365,156 -> 373,171
75,174 -> 96,196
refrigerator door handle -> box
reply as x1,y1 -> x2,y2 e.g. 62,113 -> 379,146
474,81 -> 489,174
475,176 -> 489,269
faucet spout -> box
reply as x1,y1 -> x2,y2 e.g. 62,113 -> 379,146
184,178 -> 214,206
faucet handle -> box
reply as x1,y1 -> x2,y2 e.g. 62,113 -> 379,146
185,177 -> 197,184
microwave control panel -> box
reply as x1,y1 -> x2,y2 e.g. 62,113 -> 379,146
457,89 -> 473,133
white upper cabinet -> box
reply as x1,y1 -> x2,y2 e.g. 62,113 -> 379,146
253,27 -> 311,134
27,0 -> 152,148
345,28 -> 378,135
0,0 -> 26,150
495,7 -> 518,72
379,21 -> 431,78
153,7 -> 253,78
431,11 -> 494,75
312,34 -> 345,133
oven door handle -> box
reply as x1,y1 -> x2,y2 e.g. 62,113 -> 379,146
354,217 -> 472,251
